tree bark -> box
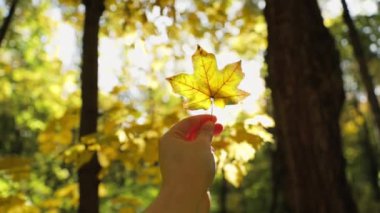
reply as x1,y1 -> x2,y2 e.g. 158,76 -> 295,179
0,0 -> 19,47
78,0 -> 104,212
264,0 -> 357,212
341,0 -> 380,145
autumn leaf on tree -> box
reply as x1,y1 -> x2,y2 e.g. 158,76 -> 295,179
167,45 -> 249,110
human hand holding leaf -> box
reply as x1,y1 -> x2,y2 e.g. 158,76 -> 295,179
167,45 -> 250,111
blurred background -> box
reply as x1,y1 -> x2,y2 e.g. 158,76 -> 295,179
0,0 -> 379,212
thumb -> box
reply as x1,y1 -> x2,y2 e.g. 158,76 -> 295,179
196,121 -> 215,142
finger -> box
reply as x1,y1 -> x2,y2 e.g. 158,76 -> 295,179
213,123 -> 223,136
196,121 -> 215,142
185,116 -> 217,141
187,121 -> 222,141
169,114 -> 216,139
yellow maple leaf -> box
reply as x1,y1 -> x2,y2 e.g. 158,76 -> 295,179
167,45 -> 249,110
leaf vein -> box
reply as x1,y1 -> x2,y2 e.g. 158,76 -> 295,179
213,63 -> 240,97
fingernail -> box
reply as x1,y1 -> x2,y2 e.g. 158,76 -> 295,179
202,115 -> 216,124
213,123 -> 223,135
185,116 -> 217,141
209,115 -> 217,123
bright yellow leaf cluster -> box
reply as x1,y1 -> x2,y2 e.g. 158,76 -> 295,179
0,156 -> 31,181
212,114 -> 273,187
0,195 -> 39,213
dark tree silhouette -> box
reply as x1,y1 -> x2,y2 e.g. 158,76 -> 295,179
78,0 -> 105,212
264,0 -> 357,212
0,0 -> 19,47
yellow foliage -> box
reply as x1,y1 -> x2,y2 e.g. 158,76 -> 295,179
99,183 -> 108,197
38,108 -> 79,154
223,163 -> 246,188
167,25 -> 180,40
58,0 -> 80,7
111,85 -> 127,95
111,195 -> 143,212
341,104 -> 366,138
155,0 -> 174,8
0,79 -> 12,101
97,151 -> 110,168
228,142 -> 256,162
324,17 -> 338,28
65,148 -> 94,170
54,183 -> 79,207
229,20 -> 267,57
0,156 -> 31,181
142,140 -> 159,164
231,122 -> 263,149
39,198 -> 61,209
212,113 -> 271,187
0,195 -> 40,213
343,121 -> 360,136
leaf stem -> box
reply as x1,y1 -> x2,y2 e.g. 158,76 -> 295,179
210,98 -> 214,115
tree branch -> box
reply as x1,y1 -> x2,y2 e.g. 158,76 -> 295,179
341,0 -> 380,145
0,0 -> 19,47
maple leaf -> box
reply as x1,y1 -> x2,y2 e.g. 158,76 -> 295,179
167,45 -> 249,110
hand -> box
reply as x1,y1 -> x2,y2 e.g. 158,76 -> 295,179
146,115 -> 223,213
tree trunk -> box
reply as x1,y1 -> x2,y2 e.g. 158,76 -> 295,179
78,0 -> 104,212
264,0 -> 357,212
341,0 -> 380,145
0,0 -> 19,47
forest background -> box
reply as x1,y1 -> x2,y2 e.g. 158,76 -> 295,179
0,0 -> 380,212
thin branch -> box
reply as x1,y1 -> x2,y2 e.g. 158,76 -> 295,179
341,0 -> 380,143
0,0 -> 19,48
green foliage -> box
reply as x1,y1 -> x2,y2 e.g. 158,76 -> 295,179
0,0 -> 71,155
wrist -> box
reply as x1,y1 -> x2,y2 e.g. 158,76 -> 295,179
146,183 -> 204,213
